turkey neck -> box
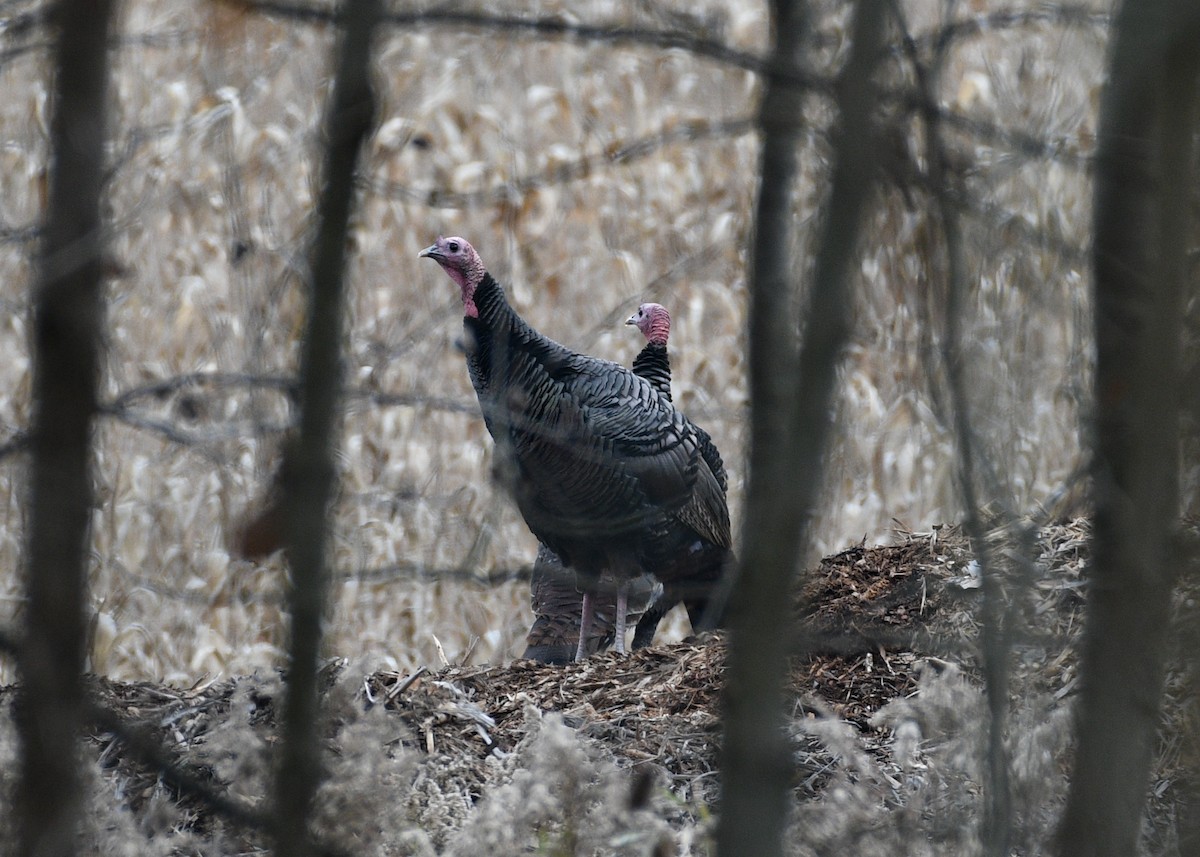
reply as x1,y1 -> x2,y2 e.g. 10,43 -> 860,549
460,273 -> 504,394
460,274 -> 515,399
632,342 -> 672,402
462,272 -> 574,395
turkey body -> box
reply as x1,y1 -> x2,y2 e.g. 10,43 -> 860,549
523,301 -> 736,659
421,237 -> 721,659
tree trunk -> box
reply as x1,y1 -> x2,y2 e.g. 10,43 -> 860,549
272,1 -> 381,854
1059,2 -> 1200,854
717,1 -> 884,854
17,2 -> 116,856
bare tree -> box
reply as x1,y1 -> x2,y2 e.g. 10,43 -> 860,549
717,1 -> 886,855
1059,0 -> 1200,854
15,2 -> 116,856
271,1 -> 381,855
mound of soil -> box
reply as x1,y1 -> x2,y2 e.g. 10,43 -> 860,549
4,520 -> 1105,852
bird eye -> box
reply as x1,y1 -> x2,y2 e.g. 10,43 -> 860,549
448,241 -> 460,253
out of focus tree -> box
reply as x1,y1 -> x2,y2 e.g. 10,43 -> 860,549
1059,0 -> 1200,854
717,1 -> 886,855
16,1 -> 116,856
271,1 -> 381,855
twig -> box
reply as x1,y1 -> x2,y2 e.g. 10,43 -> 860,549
386,666 -> 429,702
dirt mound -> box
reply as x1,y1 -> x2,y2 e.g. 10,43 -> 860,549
3,520 -> 1108,853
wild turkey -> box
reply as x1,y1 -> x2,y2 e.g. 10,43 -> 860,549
525,303 -> 734,659
420,236 -> 722,660
624,303 -> 735,648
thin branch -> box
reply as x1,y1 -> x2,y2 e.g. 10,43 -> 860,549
108,371 -> 296,409
0,221 -> 39,245
228,0 -> 1101,179
0,623 -> 19,658
889,2 -> 1013,851
98,406 -> 291,446
228,0 -> 1109,83
104,370 -> 478,416
3,376 -> 643,462
366,116 -> 756,209
110,559 -> 540,608
914,4 -> 1108,54
229,0 -> 779,76
350,388 -> 483,415
0,430 -> 30,461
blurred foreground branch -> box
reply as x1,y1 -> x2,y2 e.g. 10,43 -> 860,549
272,0 -> 381,854
367,115 -> 757,209
1,611 -> 342,856
87,697 -> 346,856
1059,0 -> 1200,854
717,0 -> 885,855
86,702 -> 273,840
16,1 -> 115,855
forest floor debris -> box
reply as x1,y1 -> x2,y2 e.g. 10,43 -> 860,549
3,517 -> 1193,855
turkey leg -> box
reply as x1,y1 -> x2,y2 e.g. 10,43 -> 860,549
612,582 -> 629,654
574,590 -> 595,662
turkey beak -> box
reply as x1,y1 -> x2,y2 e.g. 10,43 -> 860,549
624,313 -> 638,326
418,243 -> 442,261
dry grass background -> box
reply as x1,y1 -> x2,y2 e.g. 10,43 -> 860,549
0,0 -> 1103,684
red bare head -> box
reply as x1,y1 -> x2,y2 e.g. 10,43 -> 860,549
419,236 -> 486,317
625,302 -> 670,346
